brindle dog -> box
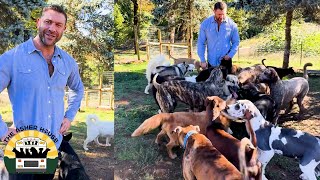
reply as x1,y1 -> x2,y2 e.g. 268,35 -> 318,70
154,68 -> 239,113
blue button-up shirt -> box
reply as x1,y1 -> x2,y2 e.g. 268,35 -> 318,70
0,38 -> 84,148
197,15 -> 240,66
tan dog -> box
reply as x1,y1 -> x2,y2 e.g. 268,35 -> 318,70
131,96 -> 227,159
173,125 -> 245,180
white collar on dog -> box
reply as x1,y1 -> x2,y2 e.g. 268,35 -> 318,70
183,130 -> 198,149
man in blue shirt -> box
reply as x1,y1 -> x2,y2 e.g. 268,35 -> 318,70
197,1 -> 240,78
0,5 -> 86,179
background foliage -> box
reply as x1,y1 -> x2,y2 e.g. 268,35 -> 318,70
0,0 -> 114,87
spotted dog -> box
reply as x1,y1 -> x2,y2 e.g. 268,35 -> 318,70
224,100 -> 320,180
154,68 -> 239,113
257,65 -> 311,122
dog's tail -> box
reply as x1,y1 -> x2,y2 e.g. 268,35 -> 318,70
152,73 -> 161,90
303,63 -> 313,80
131,113 -> 170,137
86,114 -> 99,125
261,59 -> 266,66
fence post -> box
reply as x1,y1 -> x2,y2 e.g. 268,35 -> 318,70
238,47 -> 240,61
158,29 -> 162,54
146,39 -> 150,61
300,42 -> 303,66
99,74 -> 103,107
85,91 -> 89,107
110,85 -> 114,110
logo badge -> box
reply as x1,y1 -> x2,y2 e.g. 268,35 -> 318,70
4,130 -> 58,174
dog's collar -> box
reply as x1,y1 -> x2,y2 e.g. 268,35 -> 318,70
183,130 -> 198,149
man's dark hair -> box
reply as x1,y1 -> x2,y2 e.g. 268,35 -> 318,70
42,4 -> 67,23
214,1 -> 227,11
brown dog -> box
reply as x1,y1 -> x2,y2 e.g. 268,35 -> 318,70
206,96 -> 262,180
131,96 -> 227,159
173,125 -> 245,180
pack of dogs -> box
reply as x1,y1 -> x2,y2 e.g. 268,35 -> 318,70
132,55 -> 319,179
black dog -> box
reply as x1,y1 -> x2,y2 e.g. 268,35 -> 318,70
262,59 -> 295,79
195,67 -> 215,82
59,133 -> 90,180
237,83 -> 277,123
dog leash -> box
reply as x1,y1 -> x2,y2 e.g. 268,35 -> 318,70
183,130 -> 198,149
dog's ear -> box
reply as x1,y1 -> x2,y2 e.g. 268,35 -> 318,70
194,126 -> 200,132
269,68 -> 279,82
63,132 -> 72,142
173,126 -> 182,134
243,109 -> 256,119
205,97 -> 214,121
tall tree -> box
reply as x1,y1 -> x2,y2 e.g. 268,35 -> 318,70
152,0 -> 214,42
237,0 -> 320,68
51,0 -> 114,86
0,0 -> 45,53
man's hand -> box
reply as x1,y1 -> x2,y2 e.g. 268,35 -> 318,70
200,62 -> 207,70
59,118 -> 71,134
1,127 -> 17,144
223,55 -> 231,60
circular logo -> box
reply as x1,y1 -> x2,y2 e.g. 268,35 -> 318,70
4,130 -> 58,174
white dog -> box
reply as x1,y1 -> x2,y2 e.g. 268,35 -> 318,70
145,54 -> 171,94
0,149 -> 8,180
83,114 -> 114,151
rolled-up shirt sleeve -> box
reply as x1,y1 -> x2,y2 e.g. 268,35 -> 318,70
64,63 -> 84,121
0,53 -> 11,138
227,24 -> 240,58
197,22 -> 207,63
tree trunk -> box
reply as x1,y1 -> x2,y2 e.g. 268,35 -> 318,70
132,0 -> 139,55
187,0 -> 193,59
282,9 -> 293,68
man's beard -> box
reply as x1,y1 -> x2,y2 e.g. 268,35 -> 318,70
215,17 -> 223,23
38,28 -> 62,47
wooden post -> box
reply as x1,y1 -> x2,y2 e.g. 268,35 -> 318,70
238,47 -> 240,61
85,91 -> 89,107
146,39 -> 150,61
300,42 -> 302,66
99,74 -> 103,107
158,29 -> 162,54
110,85 -> 114,109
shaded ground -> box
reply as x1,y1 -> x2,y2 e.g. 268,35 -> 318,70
114,62 -> 320,180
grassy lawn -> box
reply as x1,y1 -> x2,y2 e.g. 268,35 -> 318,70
114,54 -> 320,180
